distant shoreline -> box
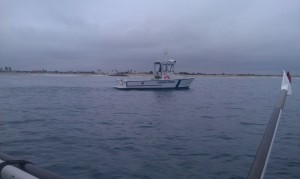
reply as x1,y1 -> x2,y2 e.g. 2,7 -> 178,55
1,71 -> 299,78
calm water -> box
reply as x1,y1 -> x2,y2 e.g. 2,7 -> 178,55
0,74 -> 299,179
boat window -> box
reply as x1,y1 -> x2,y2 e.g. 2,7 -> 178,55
170,65 -> 174,72
167,65 -> 174,72
154,63 -> 161,72
162,64 -> 168,72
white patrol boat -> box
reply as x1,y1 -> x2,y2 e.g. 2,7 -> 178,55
114,51 -> 194,90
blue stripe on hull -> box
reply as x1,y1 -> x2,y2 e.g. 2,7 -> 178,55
175,80 -> 182,88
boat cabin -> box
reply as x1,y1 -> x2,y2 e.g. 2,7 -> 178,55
154,59 -> 176,79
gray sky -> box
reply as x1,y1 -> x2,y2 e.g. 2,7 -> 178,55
1,0 -> 299,74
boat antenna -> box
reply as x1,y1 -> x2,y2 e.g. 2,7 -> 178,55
164,48 -> 168,61
247,70 -> 292,179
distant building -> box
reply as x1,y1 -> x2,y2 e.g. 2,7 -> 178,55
3,67 -> 12,72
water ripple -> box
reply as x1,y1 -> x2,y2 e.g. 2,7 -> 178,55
0,75 -> 299,179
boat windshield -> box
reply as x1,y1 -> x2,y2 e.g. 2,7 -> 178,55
168,64 -> 174,72
162,64 -> 167,72
155,61 -> 175,73
161,64 -> 174,72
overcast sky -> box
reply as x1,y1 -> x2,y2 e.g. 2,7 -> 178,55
1,0 -> 299,74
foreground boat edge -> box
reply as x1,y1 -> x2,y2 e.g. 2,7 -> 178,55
247,70 -> 292,179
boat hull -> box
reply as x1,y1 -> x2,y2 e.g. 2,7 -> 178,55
114,78 -> 194,90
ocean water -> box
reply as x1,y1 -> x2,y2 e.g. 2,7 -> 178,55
0,74 -> 299,179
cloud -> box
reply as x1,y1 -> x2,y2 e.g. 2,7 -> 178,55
1,0 -> 300,73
